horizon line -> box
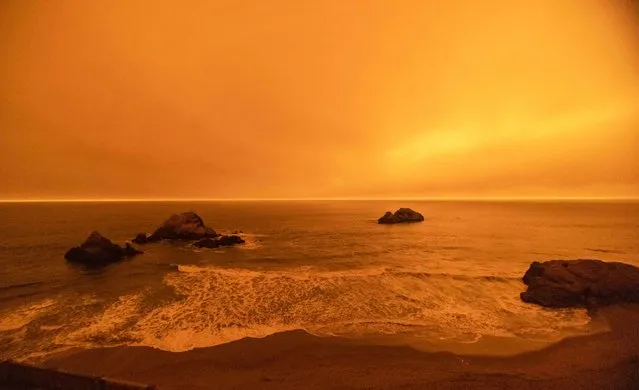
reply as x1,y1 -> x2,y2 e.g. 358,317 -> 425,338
1,196 -> 638,203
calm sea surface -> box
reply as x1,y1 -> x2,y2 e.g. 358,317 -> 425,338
1,200 -> 638,360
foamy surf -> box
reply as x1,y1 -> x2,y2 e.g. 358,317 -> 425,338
0,299 -> 57,332
63,294 -> 145,345
40,264 -> 594,355
232,233 -> 263,250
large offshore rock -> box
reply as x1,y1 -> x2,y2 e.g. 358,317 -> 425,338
147,212 -> 217,242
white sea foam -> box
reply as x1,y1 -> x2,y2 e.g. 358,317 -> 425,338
234,233 -> 263,250
57,264 -> 593,352
0,299 -> 57,332
62,294 -> 144,345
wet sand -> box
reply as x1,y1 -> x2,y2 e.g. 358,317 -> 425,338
42,304 -> 639,389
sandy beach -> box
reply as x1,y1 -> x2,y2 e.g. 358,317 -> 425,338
40,304 -> 639,390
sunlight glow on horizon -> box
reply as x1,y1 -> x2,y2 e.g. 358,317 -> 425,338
2,196 -> 638,204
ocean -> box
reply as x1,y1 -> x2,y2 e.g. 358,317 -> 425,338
1,200 -> 638,361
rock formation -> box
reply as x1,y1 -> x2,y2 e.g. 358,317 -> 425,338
132,233 -> 148,244
377,208 -> 424,224
144,212 -> 218,242
65,231 -> 142,266
193,235 -> 245,249
131,212 -> 245,249
520,259 -> 639,308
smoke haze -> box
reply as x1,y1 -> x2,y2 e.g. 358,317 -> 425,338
1,0 -> 638,200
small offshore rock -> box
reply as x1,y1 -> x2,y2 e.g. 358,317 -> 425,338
132,233 -> 149,244
193,235 -> 245,249
377,208 -> 424,224
65,231 -> 142,266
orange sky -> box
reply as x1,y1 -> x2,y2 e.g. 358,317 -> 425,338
1,0 -> 638,200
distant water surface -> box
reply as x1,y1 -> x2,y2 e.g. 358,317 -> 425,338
0,200 -> 637,360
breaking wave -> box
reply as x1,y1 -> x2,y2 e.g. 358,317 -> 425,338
52,264 -> 593,352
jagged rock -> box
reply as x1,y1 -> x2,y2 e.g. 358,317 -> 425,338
377,208 -> 424,224
64,231 -> 142,266
148,212 -> 217,241
217,235 -> 245,246
193,235 -> 245,249
520,259 -> 639,308
132,233 -> 149,244
193,238 -> 218,248
123,243 -> 143,256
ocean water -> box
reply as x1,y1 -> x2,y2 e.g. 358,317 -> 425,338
0,200 -> 638,361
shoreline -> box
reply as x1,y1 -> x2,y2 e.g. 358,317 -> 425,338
40,304 -> 639,389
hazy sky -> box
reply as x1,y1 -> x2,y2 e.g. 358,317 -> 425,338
1,0 -> 638,200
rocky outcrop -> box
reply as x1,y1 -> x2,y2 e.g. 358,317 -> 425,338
123,243 -> 143,257
377,208 -> 424,224
147,212 -> 217,242
520,259 -> 639,308
216,235 -> 245,246
65,231 -> 142,266
132,233 -> 148,244
193,235 -> 245,249
131,212 -> 245,249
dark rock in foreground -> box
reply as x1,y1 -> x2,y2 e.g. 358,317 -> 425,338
377,208 -> 424,224
193,235 -> 245,249
147,212 -> 218,242
65,231 -> 142,266
520,259 -> 639,308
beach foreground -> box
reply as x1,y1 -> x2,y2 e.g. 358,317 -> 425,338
41,304 -> 639,390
